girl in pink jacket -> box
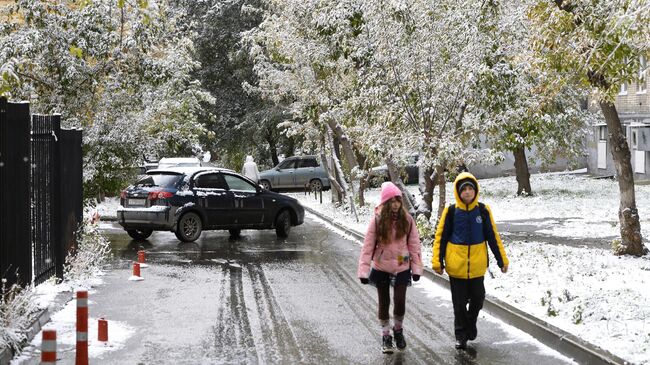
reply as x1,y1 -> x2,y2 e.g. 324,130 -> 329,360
357,182 -> 423,354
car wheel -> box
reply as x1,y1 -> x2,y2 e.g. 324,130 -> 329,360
229,229 -> 241,238
176,212 -> 202,242
275,210 -> 292,238
260,180 -> 271,190
309,179 -> 323,191
126,229 -> 153,240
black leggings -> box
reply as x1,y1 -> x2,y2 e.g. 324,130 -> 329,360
377,284 -> 408,320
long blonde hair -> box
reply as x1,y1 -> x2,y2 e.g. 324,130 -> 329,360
376,196 -> 410,244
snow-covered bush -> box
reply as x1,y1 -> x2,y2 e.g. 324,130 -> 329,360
63,222 -> 112,284
0,279 -> 38,355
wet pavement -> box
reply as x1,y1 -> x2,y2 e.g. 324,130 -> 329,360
18,214 -> 577,365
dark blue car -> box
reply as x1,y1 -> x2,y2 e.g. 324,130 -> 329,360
117,167 -> 305,242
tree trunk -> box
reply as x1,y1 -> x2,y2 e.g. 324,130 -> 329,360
283,136 -> 295,158
600,101 -> 645,256
266,130 -> 279,166
513,146 -> 532,196
417,165 -> 435,219
354,148 -> 368,207
386,158 -> 416,215
436,164 -> 446,220
325,119 -> 359,173
327,131 -> 358,221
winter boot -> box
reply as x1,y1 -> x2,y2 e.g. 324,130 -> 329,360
381,335 -> 395,354
393,328 -> 406,350
455,338 -> 467,350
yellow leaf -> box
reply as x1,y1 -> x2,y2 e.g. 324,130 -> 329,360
69,46 -> 83,59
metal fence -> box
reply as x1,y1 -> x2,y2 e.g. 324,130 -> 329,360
0,97 -> 83,287
0,98 -> 32,287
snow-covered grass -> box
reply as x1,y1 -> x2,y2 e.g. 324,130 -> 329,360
292,171 -> 650,365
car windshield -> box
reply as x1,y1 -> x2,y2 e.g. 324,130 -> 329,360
135,173 -> 183,188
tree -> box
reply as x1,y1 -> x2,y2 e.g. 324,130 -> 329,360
1,0 -> 213,198
528,0 -> 649,256
172,0 -> 297,170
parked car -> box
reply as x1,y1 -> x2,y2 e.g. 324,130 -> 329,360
368,154 -> 419,186
259,155 -> 331,191
117,167 -> 305,242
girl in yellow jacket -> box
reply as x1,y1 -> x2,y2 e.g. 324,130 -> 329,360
432,172 -> 509,350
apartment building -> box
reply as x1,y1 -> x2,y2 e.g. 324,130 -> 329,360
588,56 -> 650,180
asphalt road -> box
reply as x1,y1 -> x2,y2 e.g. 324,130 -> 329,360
18,214 -> 577,365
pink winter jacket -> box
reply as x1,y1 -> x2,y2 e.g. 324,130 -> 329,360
357,213 -> 423,278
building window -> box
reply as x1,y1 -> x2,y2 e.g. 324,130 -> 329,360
599,126 -> 607,141
620,82 -> 628,95
638,55 -> 647,94
632,129 -> 638,149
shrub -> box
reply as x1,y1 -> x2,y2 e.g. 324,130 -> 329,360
0,278 -> 38,354
64,221 -> 112,283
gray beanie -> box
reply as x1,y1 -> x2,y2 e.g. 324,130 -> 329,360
457,179 -> 476,195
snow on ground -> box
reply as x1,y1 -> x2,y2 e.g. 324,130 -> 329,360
12,276 -> 135,364
90,197 -> 121,220
292,171 -> 650,365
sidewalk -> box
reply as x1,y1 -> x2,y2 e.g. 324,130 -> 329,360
290,172 -> 650,365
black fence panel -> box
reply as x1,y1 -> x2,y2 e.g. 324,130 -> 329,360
58,128 -> 83,279
31,114 -> 61,285
0,98 -> 32,287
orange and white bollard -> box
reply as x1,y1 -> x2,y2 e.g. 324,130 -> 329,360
41,329 -> 56,365
137,250 -> 148,268
76,290 -> 88,365
98,318 -> 108,342
129,262 -> 144,281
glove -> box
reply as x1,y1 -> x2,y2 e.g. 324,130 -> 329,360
412,275 -> 420,282
360,278 -> 369,285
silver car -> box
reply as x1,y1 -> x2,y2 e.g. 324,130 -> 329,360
259,155 -> 331,191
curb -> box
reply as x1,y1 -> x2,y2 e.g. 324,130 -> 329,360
303,206 -> 630,365
0,308 -> 50,365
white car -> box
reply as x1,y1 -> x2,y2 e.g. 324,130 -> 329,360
156,157 -> 202,169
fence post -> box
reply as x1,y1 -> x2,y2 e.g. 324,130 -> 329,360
0,98 -> 32,286
58,128 -> 83,280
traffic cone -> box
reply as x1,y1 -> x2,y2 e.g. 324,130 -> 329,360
98,318 -> 108,342
129,262 -> 144,281
137,250 -> 148,268
41,329 -> 56,365
76,290 -> 88,365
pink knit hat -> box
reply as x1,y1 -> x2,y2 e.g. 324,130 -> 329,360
379,182 -> 402,206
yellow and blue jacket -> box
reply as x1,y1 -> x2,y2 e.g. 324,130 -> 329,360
432,172 -> 509,279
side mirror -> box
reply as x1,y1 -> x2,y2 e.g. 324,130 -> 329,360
275,167 -> 281,171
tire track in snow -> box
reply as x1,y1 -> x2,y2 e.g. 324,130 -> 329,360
246,263 -> 303,364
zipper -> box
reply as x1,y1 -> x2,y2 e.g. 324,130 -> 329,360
467,201 -> 471,279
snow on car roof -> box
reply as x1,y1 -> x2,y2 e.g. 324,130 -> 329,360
147,166 -> 235,175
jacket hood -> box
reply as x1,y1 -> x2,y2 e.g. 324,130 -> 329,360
453,172 -> 479,210
245,155 -> 254,163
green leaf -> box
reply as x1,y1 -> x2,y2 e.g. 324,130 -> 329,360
69,46 -> 83,59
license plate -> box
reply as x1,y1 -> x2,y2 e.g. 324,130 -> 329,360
128,198 -> 146,206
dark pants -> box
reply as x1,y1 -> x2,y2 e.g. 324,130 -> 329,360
377,283 -> 407,321
449,276 -> 485,341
